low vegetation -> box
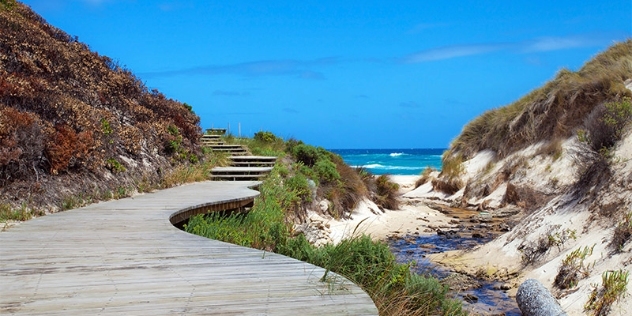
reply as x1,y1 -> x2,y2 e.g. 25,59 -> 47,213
414,166 -> 437,188
186,145 -> 464,315
0,2 -> 202,215
585,269 -> 629,316
432,153 -> 464,194
554,245 -> 595,290
611,211 -> 632,251
447,40 -> 632,160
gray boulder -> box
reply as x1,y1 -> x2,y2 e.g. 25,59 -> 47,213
516,279 -> 567,316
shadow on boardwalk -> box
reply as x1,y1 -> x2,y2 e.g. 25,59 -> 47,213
0,181 -> 377,315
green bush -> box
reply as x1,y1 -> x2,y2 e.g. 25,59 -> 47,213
105,158 -> 126,173
254,130 -> 277,143
0,0 -> 17,10
292,144 -> 320,166
186,161 -> 463,315
286,173 -> 312,203
182,102 -> 193,113
314,159 -> 340,183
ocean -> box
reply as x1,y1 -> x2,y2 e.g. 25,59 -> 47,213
330,148 -> 445,176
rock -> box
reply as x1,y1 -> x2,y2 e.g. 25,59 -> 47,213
419,243 -> 436,249
492,283 -> 512,291
437,229 -> 459,239
499,223 -> 511,232
517,279 -> 567,316
442,273 -> 481,292
319,200 -> 329,212
463,294 -> 478,303
472,232 -> 485,239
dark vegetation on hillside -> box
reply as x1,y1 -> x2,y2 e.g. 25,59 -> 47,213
0,2 -> 201,213
447,40 -> 632,161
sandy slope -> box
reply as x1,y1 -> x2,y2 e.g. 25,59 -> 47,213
325,176 -> 455,243
423,136 -> 632,316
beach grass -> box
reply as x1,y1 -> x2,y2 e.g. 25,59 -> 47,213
447,40 -> 632,160
185,137 -> 465,315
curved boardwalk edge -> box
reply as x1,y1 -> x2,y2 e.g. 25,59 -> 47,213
0,181 -> 378,315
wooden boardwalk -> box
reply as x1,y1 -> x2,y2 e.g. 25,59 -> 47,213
0,181 -> 378,315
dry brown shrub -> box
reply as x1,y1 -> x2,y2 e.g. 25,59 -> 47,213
0,106 -> 47,181
0,2 -> 203,211
334,157 -> 368,211
375,174 -> 400,210
414,167 -> 436,188
503,183 -> 552,211
431,177 -> 463,195
46,124 -> 77,174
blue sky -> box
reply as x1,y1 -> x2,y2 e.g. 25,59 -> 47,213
21,0 -> 632,149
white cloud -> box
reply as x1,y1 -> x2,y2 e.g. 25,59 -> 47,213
403,44 -> 505,63
522,36 -> 595,52
403,33 -> 616,63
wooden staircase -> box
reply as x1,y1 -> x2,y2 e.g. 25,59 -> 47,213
200,133 -> 277,181
200,134 -> 249,156
211,156 -> 277,181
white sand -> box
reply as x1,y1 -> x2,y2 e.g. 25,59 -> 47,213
326,175 -> 455,244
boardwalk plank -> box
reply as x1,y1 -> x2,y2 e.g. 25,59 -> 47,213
0,181 -> 377,315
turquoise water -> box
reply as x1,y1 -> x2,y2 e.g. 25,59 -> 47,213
330,149 -> 445,176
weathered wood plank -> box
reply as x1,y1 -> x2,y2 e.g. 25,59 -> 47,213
0,181 -> 377,315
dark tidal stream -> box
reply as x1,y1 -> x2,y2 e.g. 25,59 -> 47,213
388,234 -> 522,316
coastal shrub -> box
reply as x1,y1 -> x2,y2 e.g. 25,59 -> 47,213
0,107 -> 47,182
0,0 -> 16,10
105,158 -> 126,173
433,154 -> 464,195
611,211 -> 632,251
314,159 -> 340,183
182,102 -> 193,113
586,97 -> 632,154
46,124 -> 78,174
254,130 -> 277,143
447,40 -> 632,160
292,144 -> 320,166
286,173 -> 312,204
187,162 -> 463,316
374,175 -> 400,210
333,160 -> 368,212
231,131 -> 286,156
554,245 -> 595,289
284,138 -> 302,154
585,269 -> 629,316
415,167 -> 437,188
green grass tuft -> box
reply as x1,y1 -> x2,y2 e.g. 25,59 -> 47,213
585,269 -> 629,316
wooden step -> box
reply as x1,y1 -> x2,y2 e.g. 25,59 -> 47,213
229,156 -> 277,167
211,167 -> 273,174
